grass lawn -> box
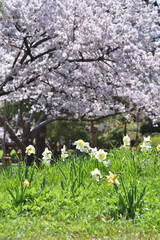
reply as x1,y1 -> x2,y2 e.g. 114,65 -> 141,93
0,147 -> 160,239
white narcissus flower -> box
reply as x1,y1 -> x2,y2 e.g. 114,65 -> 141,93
95,149 -> 108,162
42,148 -> 52,166
122,135 -> 131,150
103,160 -> 111,167
140,143 -> 147,152
61,145 -> 68,161
89,147 -> 98,158
23,179 -> 29,187
123,135 -> 130,143
157,144 -> 160,152
123,135 -> 130,146
25,145 -> 35,156
42,148 -> 52,159
140,143 -> 152,152
106,171 -> 120,185
140,136 -> 152,152
91,168 -> 102,181
43,158 -> 51,166
61,152 -> 68,161
74,139 -> 85,150
143,136 -> 151,145
81,142 -> 90,153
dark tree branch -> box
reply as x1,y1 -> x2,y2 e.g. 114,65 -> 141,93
0,75 -> 40,97
12,51 -> 22,68
68,55 -> 105,63
19,51 -> 28,64
0,114 -> 25,151
20,101 -> 25,132
24,37 -> 34,60
32,37 -> 51,48
15,112 -> 21,133
35,112 -> 47,127
29,47 -> 57,62
0,139 -> 17,147
68,46 -> 119,63
30,107 -> 135,136
12,42 -> 24,68
0,76 -> 13,91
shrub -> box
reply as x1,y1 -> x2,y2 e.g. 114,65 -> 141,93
140,122 -> 160,135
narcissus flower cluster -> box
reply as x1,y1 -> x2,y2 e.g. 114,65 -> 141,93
74,139 -> 90,153
74,139 -> 108,164
74,139 -> 117,185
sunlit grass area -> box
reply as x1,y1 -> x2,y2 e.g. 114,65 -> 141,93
0,146 -> 160,239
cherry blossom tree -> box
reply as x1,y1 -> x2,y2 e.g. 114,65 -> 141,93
0,0 -> 159,163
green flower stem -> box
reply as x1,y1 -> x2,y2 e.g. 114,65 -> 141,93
52,159 -> 67,181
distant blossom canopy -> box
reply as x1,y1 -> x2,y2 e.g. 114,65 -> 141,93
0,0 -> 159,124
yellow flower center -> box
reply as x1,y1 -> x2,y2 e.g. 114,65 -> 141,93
95,173 -> 100,178
99,153 -> 105,159
107,174 -> 119,185
77,140 -> 84,146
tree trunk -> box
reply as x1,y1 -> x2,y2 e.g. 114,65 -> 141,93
91,121 -> 98,148
2,100 -> 6,157
22,122 -> 34,166
135,112 -> 139,145
35,126 -> 46,166
148,118 -> 153,134
124,120 -> 127,136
